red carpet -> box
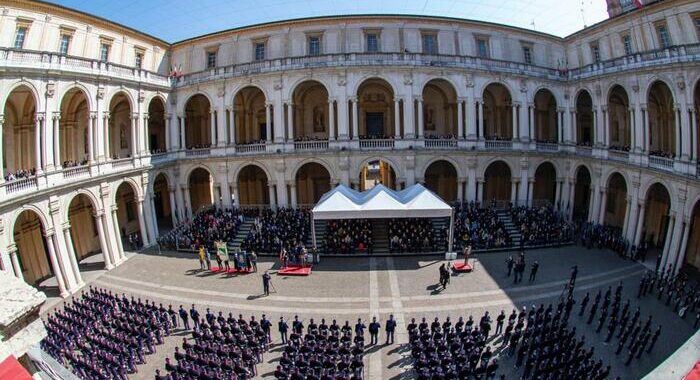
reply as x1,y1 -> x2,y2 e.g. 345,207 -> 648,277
0,355 -> 32,380
210,267 -> 254,274
452,262 -> 473,272
278,265 -> 312,276
686,361 -> 700,380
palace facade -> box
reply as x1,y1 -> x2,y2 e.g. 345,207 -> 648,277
0,0 -> 699,298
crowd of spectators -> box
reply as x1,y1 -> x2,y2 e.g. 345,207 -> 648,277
358,134 -> 393,140
452,202 -> 511,250
484,135 -> 512,141
511,206 -> 572,246
324,219 -> 373,254
157,208 -> 243,251
575,222 -> 635,258
186,143 -> 212,150
63,159 -> 88,168
609,144 -> 631,152
576,141 -> 593,147
157,310 -> 271,379
388,218 -> 436,253
293,136 -> 327,142
42,286 -> 171,379
638,268 -> 700,327
241,208 -> 310,253
275,317 -> 366,379
4,168 -> 36,181
648,149 -> 674,159
150,148 -> 167,154
237,139 -> 267,145
424,134 -> 457,140
534,139 -> 558,144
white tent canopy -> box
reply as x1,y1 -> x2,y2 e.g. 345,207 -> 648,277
311,184 -> 455,252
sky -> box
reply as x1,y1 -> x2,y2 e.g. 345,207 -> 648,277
44,0 -> 610,43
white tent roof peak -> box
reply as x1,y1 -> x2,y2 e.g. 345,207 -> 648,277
312,183 -> 453,220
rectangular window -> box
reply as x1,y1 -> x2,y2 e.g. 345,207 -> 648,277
59,34 -> 71,55
694,17 -> 700,40
254,42 -> 266,61
591,43 -> 601,63
422,34 -> 437,55
477,38 -> 489,58
656,24 -> 671,48
135,52 -> 143,69
206,51 -> 216,68
100,43 -> 110,62
366,33 -> 379,52
522,46 -> 532,64
14,27 -> 27,49
622,35 -> 633,55
308,36 -> 321,56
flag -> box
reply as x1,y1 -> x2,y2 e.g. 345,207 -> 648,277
633,0 -> 643,9
215,241 -> 228,261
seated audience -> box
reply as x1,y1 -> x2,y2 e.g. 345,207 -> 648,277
324,219 -> 373,254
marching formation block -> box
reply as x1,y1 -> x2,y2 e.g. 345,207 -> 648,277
452,262 -> 473,272
210,267 -> 254,274
278,265 -> 313,276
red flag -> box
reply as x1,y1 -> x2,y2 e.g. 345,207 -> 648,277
633,0 -> 643,9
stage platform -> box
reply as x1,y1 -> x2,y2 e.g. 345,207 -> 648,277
452,262 -> 473,272
278,265 -> 312,276
210,267 -> 254,274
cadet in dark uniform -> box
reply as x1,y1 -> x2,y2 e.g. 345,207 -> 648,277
278,317 -> 288,344
262,271 -> 272,296
385,314 -> 397,344
178,305 -> 190,330
368,317 -> 380,345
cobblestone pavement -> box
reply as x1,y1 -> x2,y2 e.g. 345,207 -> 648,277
41,246 -> 698,379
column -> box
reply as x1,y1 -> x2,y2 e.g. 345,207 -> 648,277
111,207 -> 126,262
351,97 -> 359,140
466,97 -> 477,140
232,185 -> 240,207
95,212 -> 114,269
210,110 -> 217,147
674,220 -> 690,273
9,247 -> 23,280
457,98 -> 464,139
511,180 -> 518,203
103,112 -> 111,159
511,104 -> 518,141
634,104 -> 643,153
130,114 -> 138,157
476,179 -> 484,202
40,113 -> 49,171
63,225 -> 84,287
641,105 -> 649,152
328,99 -> 336,140
217,107 -> 227,147
228,107 -> 236,145
404,96 -> 416,139
88,113 -> 95,162
527,179 -> 534,206
674,106 -> 682,160
661,214 -> 676,269
567,179 -> 576,218
598,187 -> 608,224
628,108 -> 635,152
621,196 -> 632,238
142,114 -> 150,154
265,103 -> 272,143
477,99 -> 484,140
393,98 -> 401,139
168,189 -> 178,226
633,203 -> 646,246
0,116 -> 4,181
558,110 -> 564,144
183,186 -> 192,218
148,195 -> 159,241
35,114 -> 43,173
603,107 -> 610,147
286,102 -> 294,142
164,114 -> 171,151
338,96 -> 349,141
690,108 -> 698,162
289,182 -> 298,207
52,113 -> 61,168
588,185 -> 598,222
417,97 -> 424,138
571,110 -> 578,145
554,180 -> 562,208
179,116 -> 186,149
457,180 -> 464,201
528,104 -> 535,141
45,232 -> 69,298
268,185 -> 277,209
137,199 -> 150,247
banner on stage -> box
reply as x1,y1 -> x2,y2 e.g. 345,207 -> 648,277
215,241 -> 229,261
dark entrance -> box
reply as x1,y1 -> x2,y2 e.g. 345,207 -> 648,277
366,112 -> 384,137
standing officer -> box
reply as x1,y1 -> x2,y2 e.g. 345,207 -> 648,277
385,314 -> 397,345
262,271 -> 272,296
178,305 -> 190,330
355,318 -> 366,338
529,261 -> 540,282
506,255 -> 514,277
368,317 -> 380,345
278,317 -> 288,344
189,304 -> 200,329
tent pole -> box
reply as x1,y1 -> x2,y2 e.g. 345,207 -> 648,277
311,214 -> 317,249
448,211 -> 454,253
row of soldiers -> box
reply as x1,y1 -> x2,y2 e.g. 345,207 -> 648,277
638,268 -> 700,327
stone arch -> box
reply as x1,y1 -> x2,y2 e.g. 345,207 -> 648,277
641,182 -> 672,249
58,83 -> 94,112
65,192 -> 104,267
59,87 -> 91,165
420,156 -> 462,179
295,162 -> 332,205
3,84 -> 40,174
107,91 -> 134,159
479,157 -> 514,179
639,178 -> 675,211
694,78 -> 700,160
572,86 -> 596,107
62,189 -> 101,224
105,89 -> 135,111
237,164 -> 270,206
147,96 -> 167,152
482,82 -> 513,140
572,165 -> 592,220
111,177 -> 143,204
351,74 -> 399,97
188,167 -> 214,212
184,93 -> 212,148
232,86 -> 269,143
533,88 -> 558,142
11,208 -> 53,286
290,158 -> 335,183
152,172 -> 174,228
233,161 -> 272,184
422,78 -> 459,137
287,76 -> 331,101
356,77 -> 397,138
230,83 -> 269,107
291,80 -> 331,140
603,172 -> 628,227
149,170 -> 174,193
424,159 -> 458,201
607,84 -> 631,149
575,89 -> 594,146
483,160 -> 512,202
647,80 -> 677,157
1,80 -> 42,112
533,161 -> 557,205
114,180 -> 144,249
477,80 -> 516,101
356,155 -> 404,182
